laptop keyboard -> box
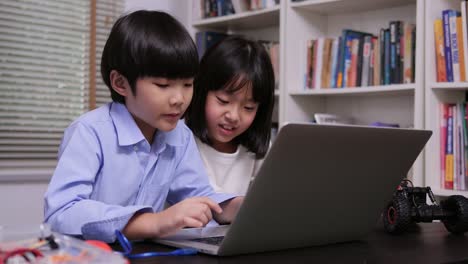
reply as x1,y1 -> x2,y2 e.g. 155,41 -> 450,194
190,236 -> 225,245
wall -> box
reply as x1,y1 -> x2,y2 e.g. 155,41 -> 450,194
0,0 -> 188,229
124,0 -> 189,28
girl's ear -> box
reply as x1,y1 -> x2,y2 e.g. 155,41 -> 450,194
109,70 -> 131,97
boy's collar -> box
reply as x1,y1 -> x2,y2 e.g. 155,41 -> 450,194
110,102 -> 183,147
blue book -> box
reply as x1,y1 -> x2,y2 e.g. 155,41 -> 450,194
384,29 -> 391,85
195,31 -> 228,58
330,37 -> 341,88
442,9 -> 454,82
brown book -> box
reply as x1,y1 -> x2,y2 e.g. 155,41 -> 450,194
321,38 -> 333,88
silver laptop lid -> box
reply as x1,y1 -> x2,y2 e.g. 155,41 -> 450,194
218,123 -> 431,256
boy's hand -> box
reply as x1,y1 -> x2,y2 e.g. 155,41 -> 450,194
122,197 -> 222,240
158,197 -> 223,235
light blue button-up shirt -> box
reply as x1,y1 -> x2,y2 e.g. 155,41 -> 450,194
44,102 -> 235,242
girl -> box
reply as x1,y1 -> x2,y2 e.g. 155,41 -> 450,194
186,36 -> 275,195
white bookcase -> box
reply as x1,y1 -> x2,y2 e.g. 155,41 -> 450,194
425,0 -> 468,197
189,0 -> 426,186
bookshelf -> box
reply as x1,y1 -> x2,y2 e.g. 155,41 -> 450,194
425,0 -> 468,196
189,0 -> 282,125
282,0 -> 425,185
189,0 -> 425,185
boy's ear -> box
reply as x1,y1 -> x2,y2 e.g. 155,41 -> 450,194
109,70 -> 131,97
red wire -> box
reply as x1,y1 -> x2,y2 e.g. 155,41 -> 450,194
0,248 -> 43,263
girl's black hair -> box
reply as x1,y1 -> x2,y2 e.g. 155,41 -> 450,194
185,36 -> 275,158
101,10 -> 199,103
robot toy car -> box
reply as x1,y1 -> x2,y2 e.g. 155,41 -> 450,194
383,179 -> 468,234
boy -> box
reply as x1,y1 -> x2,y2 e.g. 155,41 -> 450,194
44,10 -> 243,243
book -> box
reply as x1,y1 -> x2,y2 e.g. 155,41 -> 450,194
462,0 -> 468,82
440,103 -> 448,189
321,38 -> 333,88
329,37 -> 340,88
360,35 -> 372,87
306,40 -> 314,89
446,104 -> 454,189
449,10 -> 461,82
442,10 -> 454,82
403,23 -> 415,83
314,113 -> 354,125
456,16 -> 466,82
231,0 -> 250,13
195,31 -> 228,58
372,36 -> 380,86
390,21 -> 401,84
384,29 -> 391,85
314,38 -> 324,89
337,29 -> 373,88
434,19 -> 448,82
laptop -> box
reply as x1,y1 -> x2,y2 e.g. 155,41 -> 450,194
155,123 -> 432,256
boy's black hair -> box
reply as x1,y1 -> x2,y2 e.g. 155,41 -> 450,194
101,10 -> 199,103
185,36 -> 275,159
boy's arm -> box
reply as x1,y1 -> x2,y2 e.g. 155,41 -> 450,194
123,197 -> 223,239
44,122 -> 151,242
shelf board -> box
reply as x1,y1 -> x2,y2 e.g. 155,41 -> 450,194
192,6 -> 280,30
290,0 -> 416,15
289,84 -> 415,96
432,188 -> 468,197
430,82 -> 468,90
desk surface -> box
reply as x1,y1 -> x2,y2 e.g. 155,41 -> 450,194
123,222 -> 468,264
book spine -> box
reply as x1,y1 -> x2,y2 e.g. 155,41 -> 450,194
321,38 -> 332,88
459,103 -> 466,190
306,39 -> 313,89
311,39 -> 318,89
343,36 -> 354,88
384,29 -> 391,85
457,16 -> 466,82
434,19 -> 448,82
373,36 -> 381,86
463,1 -> 468,82
337,33 -> 347,88
454,104 -> 460,190
403,23 -> 414,83
464,103 -> 468,190
361,35 -> 372,87
349,38 -> 359,87
449,11 -> 461,82
446,104 -> 454,189
390,21 -> 402,84
329,37 -> 339,88
314,38 -> 324,89
380,29 -> 385,85
443,10 -> 454,82
441,103 -> 448,189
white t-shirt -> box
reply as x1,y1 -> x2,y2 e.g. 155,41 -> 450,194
195,137 -> 263,195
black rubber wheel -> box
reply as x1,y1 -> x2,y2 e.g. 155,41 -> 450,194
383,194 -> 412,234
441,195 -> 468,234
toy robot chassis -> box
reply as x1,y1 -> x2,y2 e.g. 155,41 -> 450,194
383,179 -> 468,234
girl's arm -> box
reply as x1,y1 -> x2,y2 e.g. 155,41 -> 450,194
214,196 -> 244,224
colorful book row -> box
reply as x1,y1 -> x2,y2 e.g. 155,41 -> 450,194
305,21 -> 415,89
